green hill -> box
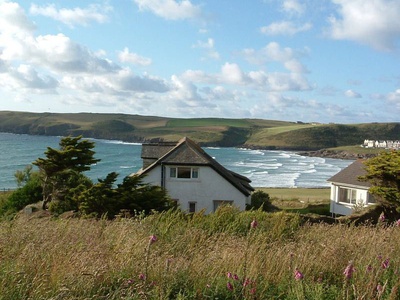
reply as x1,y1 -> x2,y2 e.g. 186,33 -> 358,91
0,111 -> 399,151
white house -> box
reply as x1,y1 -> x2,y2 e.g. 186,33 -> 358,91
135,137 -> 254,214
328,160 -> 376,216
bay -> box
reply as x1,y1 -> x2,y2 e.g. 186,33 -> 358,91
0,133 -> 352,190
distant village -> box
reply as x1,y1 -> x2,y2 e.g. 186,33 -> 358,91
363,139 -> 400,150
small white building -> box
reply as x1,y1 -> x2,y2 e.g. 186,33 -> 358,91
328,160 -> 376,216
135,137 -> 254,214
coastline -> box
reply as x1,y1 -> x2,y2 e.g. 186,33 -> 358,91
297,149 -> 378,160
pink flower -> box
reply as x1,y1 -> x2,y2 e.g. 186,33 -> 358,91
250,288 -> 256,294
227,272 -> 233,279
366,264 -> 373,272
382,258 -> 390,269
377,283 -> 383,293
250,219 -> 258,228
139,273 -> 146,280
243,278 -> 251,287
343,262 -> 355,280
227,282 -> 233,291
294,268 -> 304,280
379,213 -> 386,222
396,219 -> 400,227
149,235 -> 157,244
233,274 -> 239,281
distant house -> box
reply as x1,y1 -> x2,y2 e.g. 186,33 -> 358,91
135,137 -> 254,214
328,160 -> 376,216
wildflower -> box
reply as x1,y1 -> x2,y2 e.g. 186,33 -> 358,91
396,219 -> 400,227
343,262 -> 355,280
227,272 -> 233,279
233,274 -> 239,281
250,288 -> 256,294
294,268 -> 304,280
149,235 -> 157,244
250,219 -> 258,228
366,264 -> 373,272
377,283 -> 383,294
379,212 -> 386,222
382,258 -> 390,269
227,282 -> 234,291
127,279 -> 134,285
243,278 -> 251,287
139,273 -> 146,280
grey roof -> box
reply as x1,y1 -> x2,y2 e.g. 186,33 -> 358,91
137,137 -> 254,196
327,160 -> 371,188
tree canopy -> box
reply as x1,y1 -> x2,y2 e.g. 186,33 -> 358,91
360,150 -> 400,210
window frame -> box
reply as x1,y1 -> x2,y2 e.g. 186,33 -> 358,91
169,166 -> 200,179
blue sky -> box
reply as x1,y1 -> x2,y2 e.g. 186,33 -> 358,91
0,0 -> 399,124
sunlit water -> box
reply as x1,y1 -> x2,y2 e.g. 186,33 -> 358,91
0,133 -> 352,189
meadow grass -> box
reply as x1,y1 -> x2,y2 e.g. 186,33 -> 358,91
1,207 -> 400,299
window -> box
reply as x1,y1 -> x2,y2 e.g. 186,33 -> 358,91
339,188 -> 357,204
213,200 -> 234,212
188,202 -> 196,213
169,167 -> 199,179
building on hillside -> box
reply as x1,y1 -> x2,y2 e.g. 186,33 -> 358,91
328,160 -> 376,216
134,137 -> 254,214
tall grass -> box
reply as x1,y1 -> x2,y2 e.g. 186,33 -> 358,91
1,207 -> 400,299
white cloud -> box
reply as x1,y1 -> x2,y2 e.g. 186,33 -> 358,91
133,0 -> 203,21
345,89 -> 362,98
261,21 -> 312,36
193,38 -> 220,60
328,0 -> 400,51
241,42 -> 308,73
0,1 -> 36,35
118,48 -> 152,66
29,3 -> 112,27
282,0 -> 305,15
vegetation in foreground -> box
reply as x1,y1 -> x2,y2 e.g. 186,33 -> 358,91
1,207 -> 400,299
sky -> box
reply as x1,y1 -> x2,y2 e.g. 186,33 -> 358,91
0,0 -> 399,124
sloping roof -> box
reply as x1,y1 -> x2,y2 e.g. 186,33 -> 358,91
327,160 -> 371,188
137,137 -> 254,196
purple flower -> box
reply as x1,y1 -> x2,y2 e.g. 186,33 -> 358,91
243,278 -> 251,287
382,258 -> 390,269
343,262 -> 355,280
227,282 -> 234,291
379,213 -> 386,222
294,268 -> 304,280
227,272 -> 233,279
233,274 -> 239,281
149,235 -> 157,244
396,219 -> 400,227
366,264 -> 373,272
139,273 -> 146,280
250,219 -> 258,228
377,283 -> 383,293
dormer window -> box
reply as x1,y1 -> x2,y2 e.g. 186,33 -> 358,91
170,167 -> 199,179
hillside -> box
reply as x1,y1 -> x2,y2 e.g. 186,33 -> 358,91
0,111 -> 399,151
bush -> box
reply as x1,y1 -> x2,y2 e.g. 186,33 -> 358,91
247,190 -> 271,211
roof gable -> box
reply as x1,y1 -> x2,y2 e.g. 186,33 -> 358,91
138,137 -> 254,196
327,160 -> 371,188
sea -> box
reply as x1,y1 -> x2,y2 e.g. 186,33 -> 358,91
0,132 -> 352,190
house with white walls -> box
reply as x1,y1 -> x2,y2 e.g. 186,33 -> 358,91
328,160 -> 376,216
135,137 -> 254,214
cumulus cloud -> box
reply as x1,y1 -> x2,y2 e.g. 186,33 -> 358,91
29,3 -> 112,27
328,0 -> 400,51
241,42 -> 308,73
192,38 -> 220,60
0,1 -> 36,35
133,0 -> 203,21
118,48 -> 152,66
261,21 -> 312,36
282,0 -> 305,15
345,89 -> 362,98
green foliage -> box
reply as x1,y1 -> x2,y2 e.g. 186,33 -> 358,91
360,150 -> 400,209
77,173 -> 175,218
33,136 -> 99,210
247,190 -> 271,211
1,166 -> 42,215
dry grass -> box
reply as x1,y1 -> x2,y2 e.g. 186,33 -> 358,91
1,208 -> 400,299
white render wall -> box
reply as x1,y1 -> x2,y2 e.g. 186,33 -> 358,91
141,165 -> 250,214
329,183 -> 371,216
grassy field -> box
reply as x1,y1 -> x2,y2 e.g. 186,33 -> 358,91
1,208 -> 399,299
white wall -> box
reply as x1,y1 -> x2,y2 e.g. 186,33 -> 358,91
329,183 -> 372,216
142,165 -> 250,214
